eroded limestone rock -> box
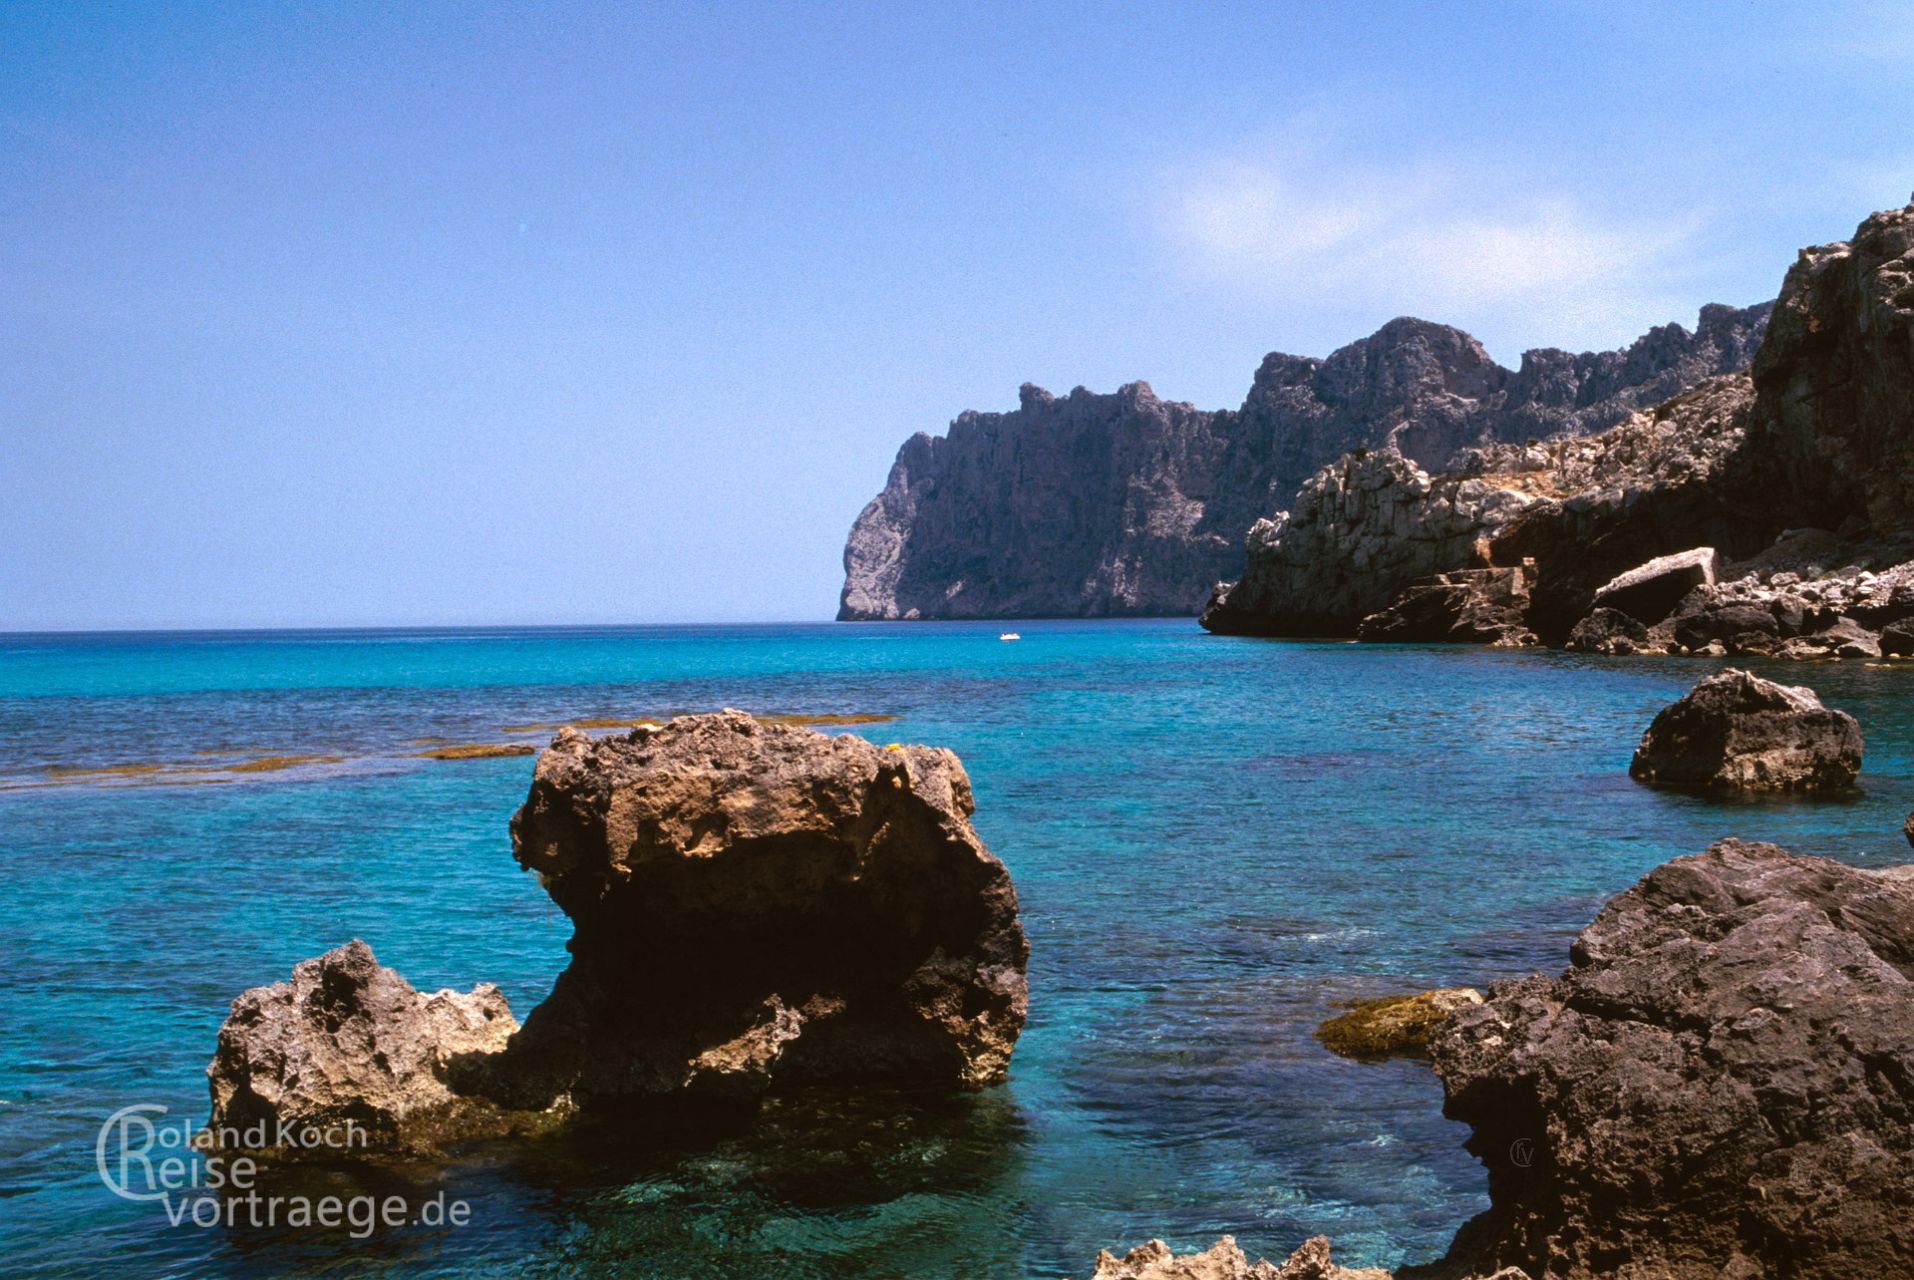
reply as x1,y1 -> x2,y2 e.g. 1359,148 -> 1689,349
205,940 -> 530,1155
208,713 -> 1030,1152
497,710 -> 1029,1108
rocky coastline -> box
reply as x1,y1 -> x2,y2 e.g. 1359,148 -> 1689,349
838,307 -> 1766,621
194,200 -> 1914,1280
1204,202 -> 1914,660
197,698 -> 1914,1278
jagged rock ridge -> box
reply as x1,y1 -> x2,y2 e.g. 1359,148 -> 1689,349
1202,201 -> 1914,652
839,305 -> 1768,620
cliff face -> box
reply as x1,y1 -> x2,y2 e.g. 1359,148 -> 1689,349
1747,204 -> 1914,531
839,307 -> 1769,620
1202,374 -> 1759,638
1203,202 -> 1914,646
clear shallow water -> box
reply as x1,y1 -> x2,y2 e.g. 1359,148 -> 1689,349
3,620 -> 1912,1278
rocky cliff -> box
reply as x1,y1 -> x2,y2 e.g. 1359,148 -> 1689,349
1201,373 -> 1759,637
839,306 -> 1768,620
1205,202 -> 1914,649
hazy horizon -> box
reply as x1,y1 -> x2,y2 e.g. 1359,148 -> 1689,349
6,2 -> 1913,631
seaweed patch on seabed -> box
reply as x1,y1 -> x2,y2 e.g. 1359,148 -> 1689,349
416,743 -> 539,760
14,752 -> 353,792
499,710 -> 898,732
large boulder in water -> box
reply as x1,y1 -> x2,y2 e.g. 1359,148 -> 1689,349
496,710 -> 1029,1108
1628,668 -> 1861,794
205,713 -> 1029,1151
1430,839 -> 1914,1278
205,940 -> 527,1154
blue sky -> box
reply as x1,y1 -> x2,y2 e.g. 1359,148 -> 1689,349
4,2 -> 1911,629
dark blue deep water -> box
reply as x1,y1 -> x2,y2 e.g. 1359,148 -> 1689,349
4,620 -> 1911,1278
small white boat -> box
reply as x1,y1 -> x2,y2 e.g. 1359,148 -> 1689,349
998,631 -> 1021,641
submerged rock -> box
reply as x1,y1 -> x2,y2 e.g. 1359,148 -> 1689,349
497,710 -> 1029,1108
205,940 -> 530,1155
1589,546 -> 1718,624
1314,988 -> 1483,1061
1628,668 -> 1861,794
1431,839 -> 1914,1278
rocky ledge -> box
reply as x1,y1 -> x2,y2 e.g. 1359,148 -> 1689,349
1628,668 -> 1862,794
206,712 -> 1029,1153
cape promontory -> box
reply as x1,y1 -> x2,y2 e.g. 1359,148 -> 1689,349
838,305 -> 1768,620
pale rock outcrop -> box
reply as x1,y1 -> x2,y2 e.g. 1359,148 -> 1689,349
1087,1235 -> 1392,1280
1629,668 -> 1861,794
1205,373 -> 1759,638
1085,1235 -> 1530,1280
1431,840 -> 1914,1278
205,940 -> 528,1155
1202,451 -> 1538,635
1588,546 -> 1718,623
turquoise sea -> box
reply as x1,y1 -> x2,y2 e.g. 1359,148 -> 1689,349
3,620 -> 1910,1278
